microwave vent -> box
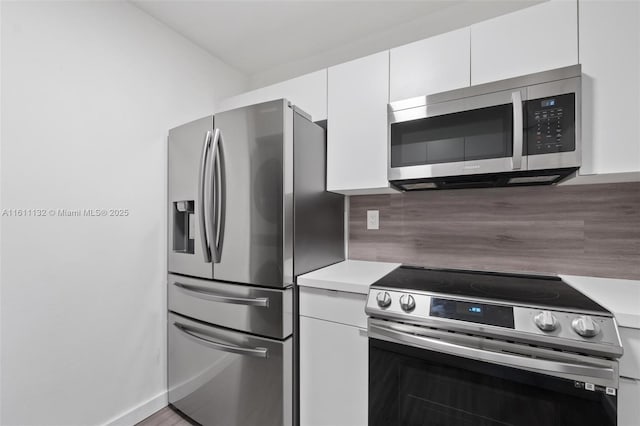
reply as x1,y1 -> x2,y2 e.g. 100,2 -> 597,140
507,175 -> 561,185
401,182 -> 438,190
391,168 -> 577,191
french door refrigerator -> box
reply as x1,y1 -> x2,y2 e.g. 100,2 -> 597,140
167,99 -> 344,426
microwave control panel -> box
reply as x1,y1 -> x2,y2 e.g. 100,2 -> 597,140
526,93 -> 575,155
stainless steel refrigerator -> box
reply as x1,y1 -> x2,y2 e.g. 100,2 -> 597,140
167,99 -> 344,426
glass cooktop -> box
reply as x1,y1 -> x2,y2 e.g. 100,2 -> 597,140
372,265 -> 608,313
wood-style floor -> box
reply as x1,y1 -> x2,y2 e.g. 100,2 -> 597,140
136,407 -> 193,426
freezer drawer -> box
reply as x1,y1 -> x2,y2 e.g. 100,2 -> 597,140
168,313 -> 292,426
168,273 -> 293,339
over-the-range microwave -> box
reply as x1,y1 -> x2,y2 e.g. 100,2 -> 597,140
388,65 -> 581,190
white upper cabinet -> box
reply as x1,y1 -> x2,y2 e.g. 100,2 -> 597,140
471,0 -> 578,85
327,51 -> 396,195
390,27 -> 471,102
578,0 -> 640,175
215,69 -> 328,121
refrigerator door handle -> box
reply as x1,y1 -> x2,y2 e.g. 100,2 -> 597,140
198,130 -> 213,263
173,322 -> 269,358
172,281 -> 270,307
212,128 -> 226,263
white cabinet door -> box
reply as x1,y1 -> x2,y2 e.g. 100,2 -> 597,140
620,327 -> 640,380
327,51 -> 396,195
299,286 -> 368,329
471,0 -> 578,85
216,69 -> 328,121
390,27 -> 471,102
300,316 -> 368,426
578,0 -> 640,175
619,378 -> 640,426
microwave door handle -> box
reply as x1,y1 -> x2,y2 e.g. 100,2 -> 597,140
511,91 -> 524,170
211,129 -> 226,263
198,130 -> 213,263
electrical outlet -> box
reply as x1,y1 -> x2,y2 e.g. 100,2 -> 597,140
367,210 -> 379,230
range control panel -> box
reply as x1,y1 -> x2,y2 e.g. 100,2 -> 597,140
526,93 -> 576,155
365,287 -> 623,357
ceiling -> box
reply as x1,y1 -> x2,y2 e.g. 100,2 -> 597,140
131,0 -> 543,88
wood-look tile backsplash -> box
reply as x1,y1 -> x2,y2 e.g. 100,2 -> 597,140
349,182 -> 640,280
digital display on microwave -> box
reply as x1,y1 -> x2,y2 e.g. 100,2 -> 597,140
541,99 -> 556,107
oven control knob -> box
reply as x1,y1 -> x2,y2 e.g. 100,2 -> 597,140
376,292 -> 392,308
571,315 -> 600,338
534,311 -> 558,332
399,294 -> 416,312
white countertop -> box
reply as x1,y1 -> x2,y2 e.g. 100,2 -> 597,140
297,260 -> 400,294
298,261 -> 640,329
560,274 -> 640,329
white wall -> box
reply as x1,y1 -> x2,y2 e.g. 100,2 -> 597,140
0,2 -> 247,425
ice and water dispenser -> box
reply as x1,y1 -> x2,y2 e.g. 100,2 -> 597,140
172,200 -> 195,254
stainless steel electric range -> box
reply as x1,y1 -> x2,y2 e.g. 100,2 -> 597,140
365,266 -> 623,426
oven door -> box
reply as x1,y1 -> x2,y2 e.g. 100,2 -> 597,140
368,319 -> 618,426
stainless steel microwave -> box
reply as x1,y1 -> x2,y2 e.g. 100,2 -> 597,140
388,65 -> 581,190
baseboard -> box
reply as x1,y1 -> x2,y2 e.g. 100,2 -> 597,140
102,391 -> 168,426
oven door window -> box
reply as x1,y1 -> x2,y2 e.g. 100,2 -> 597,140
390,104 -> 513,168
369,339 -> 616,426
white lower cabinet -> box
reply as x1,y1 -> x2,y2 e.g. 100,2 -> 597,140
300,316 -> 368,426
619,327 -> 640,425
619,327 -> 640,380
619,377 -> 640,426
299,287 -> 368,426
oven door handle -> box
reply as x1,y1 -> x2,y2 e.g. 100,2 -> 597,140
368,320 -> 618,388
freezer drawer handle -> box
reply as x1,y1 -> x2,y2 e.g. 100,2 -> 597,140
174,322 -> 268,358
173,282 -> 270,307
